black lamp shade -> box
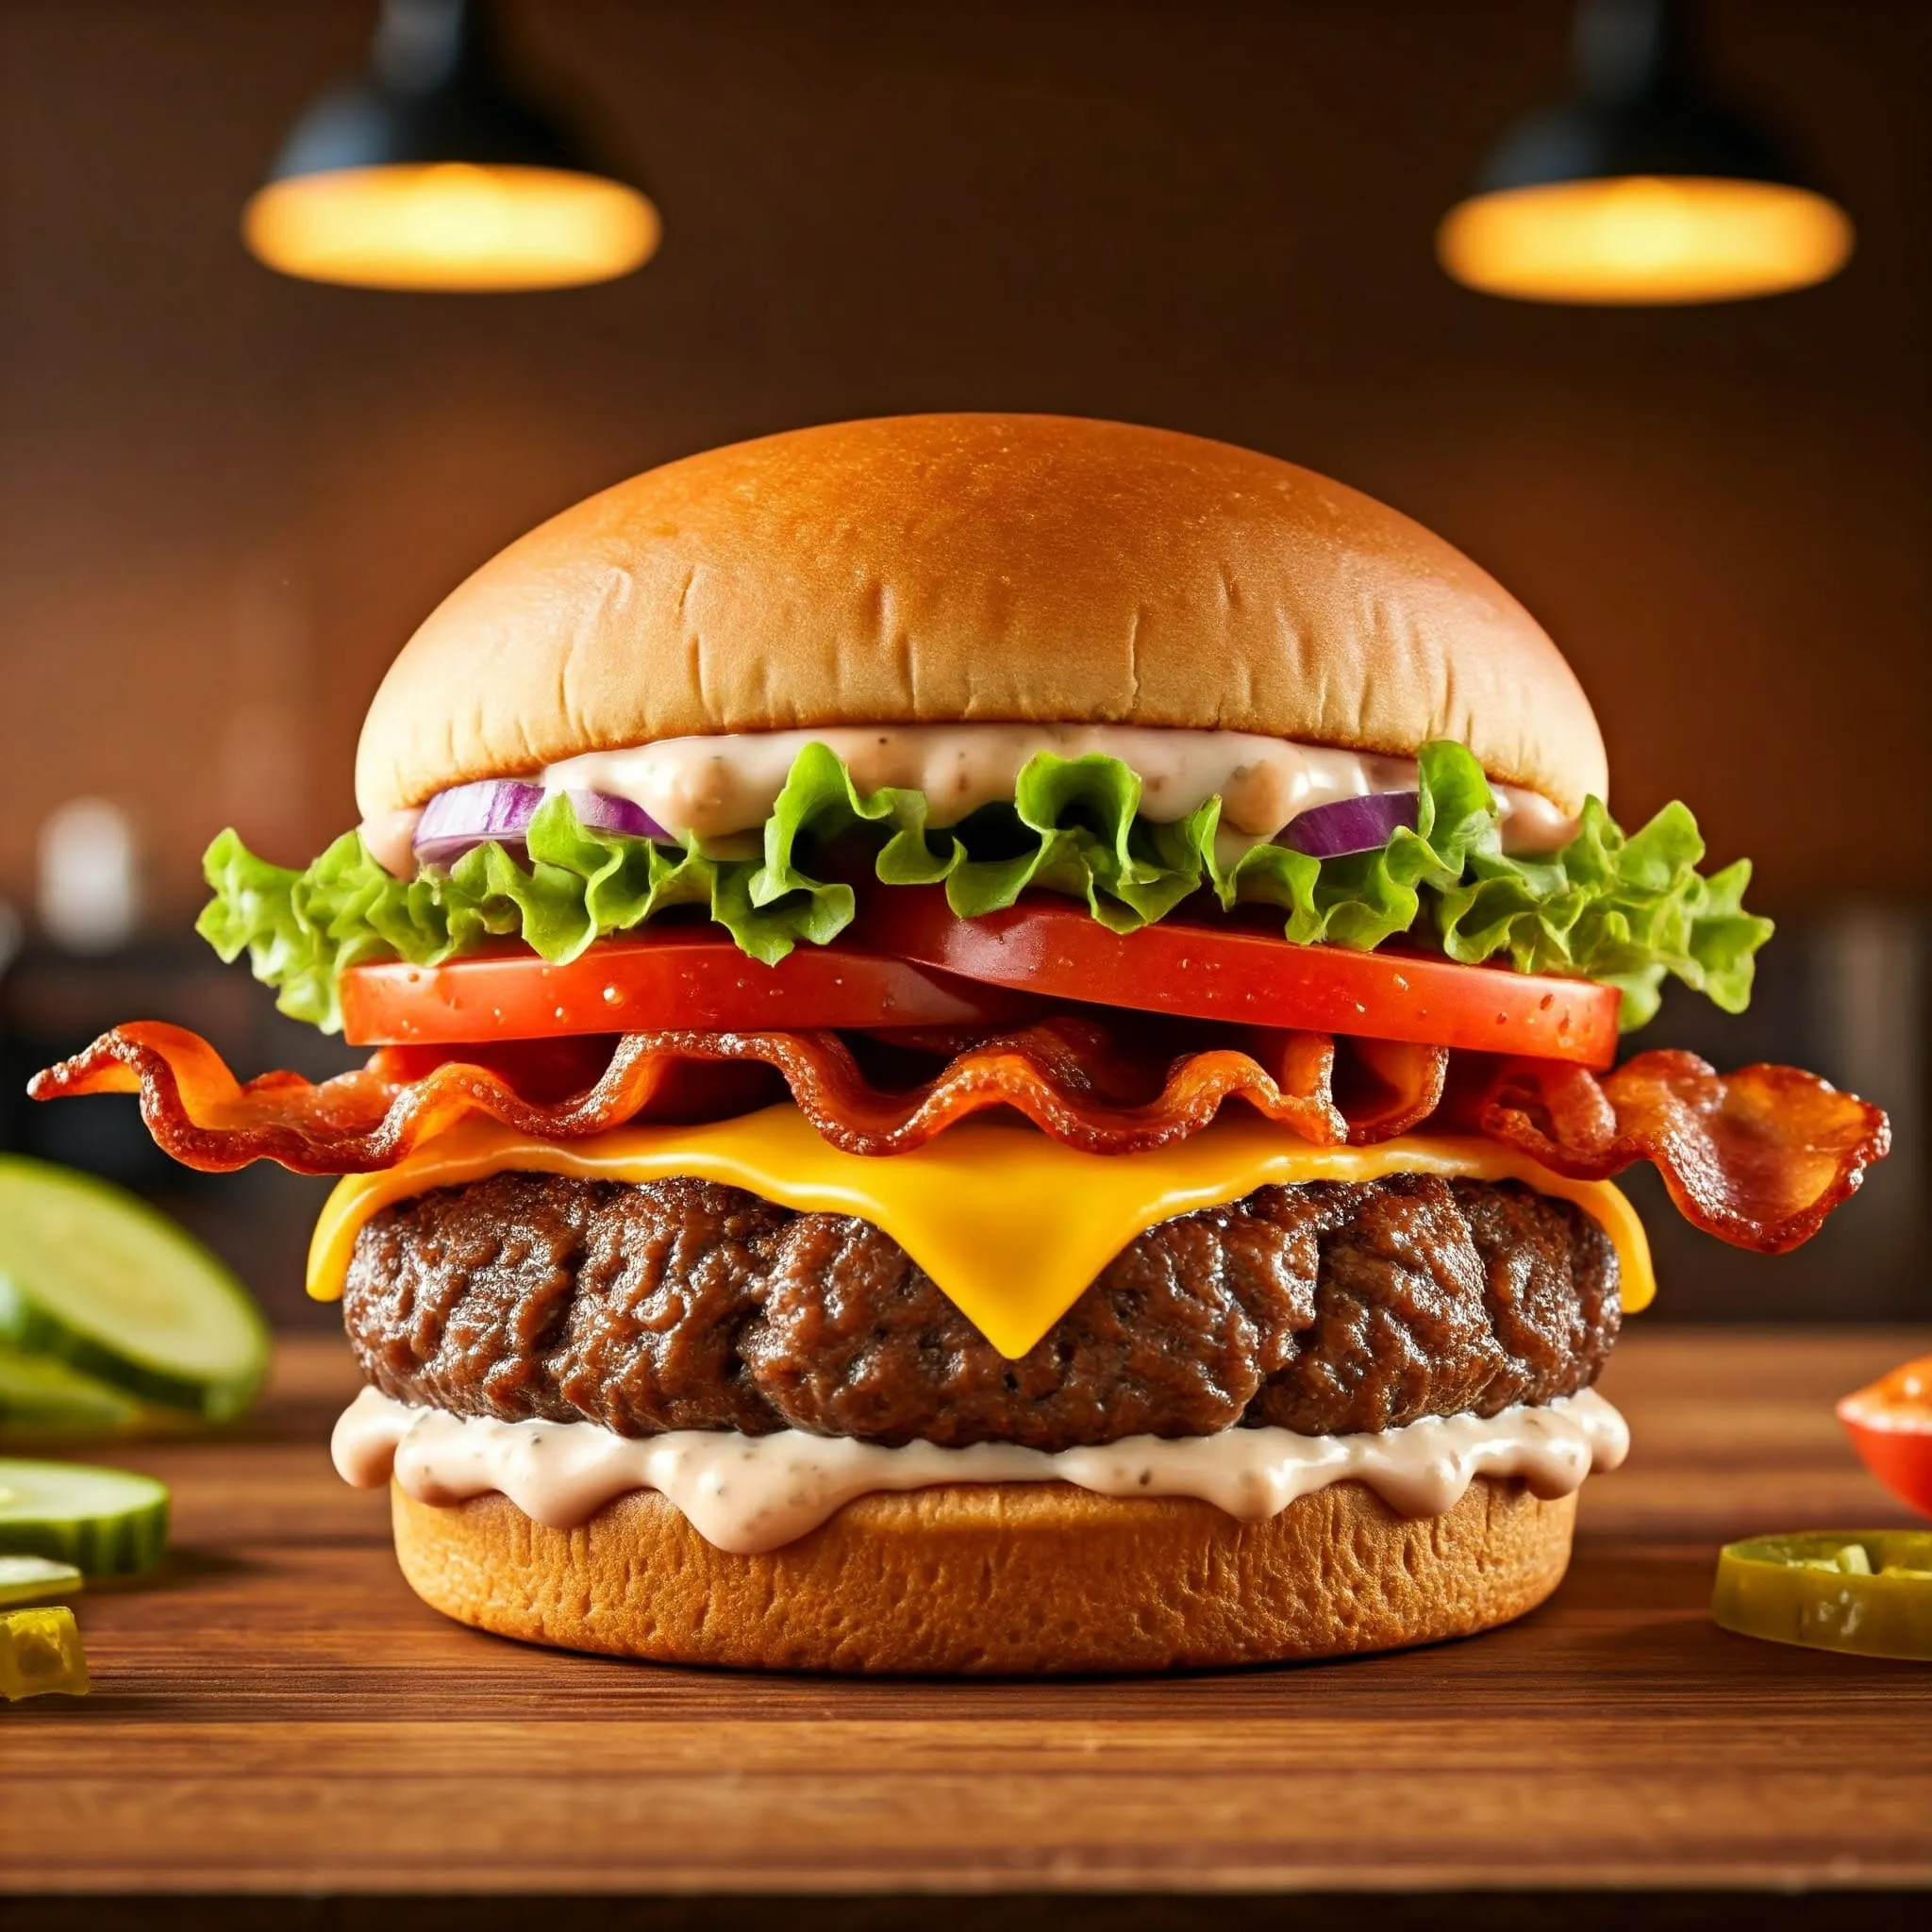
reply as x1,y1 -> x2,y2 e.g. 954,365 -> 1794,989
1439,0 -> 1852,305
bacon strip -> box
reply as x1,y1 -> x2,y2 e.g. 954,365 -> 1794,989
1474,1050 -> 1890,1254
26,1024 -> 682,1175
28,1018 -> 1438,1167
30,1022 -> 1885,1253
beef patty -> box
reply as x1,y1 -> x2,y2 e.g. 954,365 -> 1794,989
342,1168 -> 1620,1450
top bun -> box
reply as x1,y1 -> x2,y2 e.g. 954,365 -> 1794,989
356,414 -> 1607,819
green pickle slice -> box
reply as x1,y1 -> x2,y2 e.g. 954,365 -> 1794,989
0,1555 -> 85,1607
1712,1531 -> 1932,1661
0,1457 -> 169,1576
1,1606 -> 90,1699
0,1155 -> 269,1421
0,1346 -> 144,1434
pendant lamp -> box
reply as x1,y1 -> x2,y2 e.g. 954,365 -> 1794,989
243,0 -> 659,292
1438,0 -> 1852,305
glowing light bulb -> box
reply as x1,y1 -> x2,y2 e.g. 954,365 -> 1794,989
1437,175 -> 1853,306
242,162 -> 660,291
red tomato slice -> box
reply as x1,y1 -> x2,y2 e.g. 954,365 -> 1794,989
339,930 -> 1044,1046
1839,1356 -> 1932,1519
849,888 -> 1621,1066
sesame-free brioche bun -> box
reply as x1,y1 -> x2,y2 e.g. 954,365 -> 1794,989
390,1475 -> 1577,1674
356,414 -> 1607,822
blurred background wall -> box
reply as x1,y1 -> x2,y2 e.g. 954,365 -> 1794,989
0,0 -> 1926,1324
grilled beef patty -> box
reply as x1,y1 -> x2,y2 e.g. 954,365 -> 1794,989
342,1167 -> 1620,1450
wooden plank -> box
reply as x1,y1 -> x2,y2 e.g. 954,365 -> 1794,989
1,1327 -> 1927,1894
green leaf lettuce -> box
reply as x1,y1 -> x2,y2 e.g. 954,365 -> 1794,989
197,740 -> 1770,1035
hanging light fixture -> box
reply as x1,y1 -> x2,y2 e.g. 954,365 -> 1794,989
243,0 -> 659,292
1437,0 -> 1852,305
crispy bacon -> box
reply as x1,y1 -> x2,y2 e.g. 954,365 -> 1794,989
26,1018 -> 1444,1167
1473,1050 -> 1891,1254
29,1021 -> 1886,1254
26,1024 -> 786,1175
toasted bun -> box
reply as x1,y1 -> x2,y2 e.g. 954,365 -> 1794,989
357,414 -> 1606,820
390,1475 -> 1576,1674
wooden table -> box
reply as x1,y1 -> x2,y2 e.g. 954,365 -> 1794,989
3,1327 -> 1929,1911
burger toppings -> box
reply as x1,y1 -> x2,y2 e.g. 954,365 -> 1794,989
844,890 -> 1622,1062
334,1380 -> 1630,1557
1276,789 -> 1422,858
531,723 -> 1569,849
30,1016 -> 1883,1256
326,896 -> 1622,1063
198,739 -> 1769,1035
1479,1054 -> 1889,1252
410,779 -> 668,868
342,921 -> 1054,1041
308,1114 -> 1657,1361
341,1168 -> 1618,1449
30,1017 -> 1439,1167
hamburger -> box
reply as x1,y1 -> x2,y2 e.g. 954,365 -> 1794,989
35,413 -> 1889,1673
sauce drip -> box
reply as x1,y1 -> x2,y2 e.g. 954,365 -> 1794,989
334,1385 -> 1628,1556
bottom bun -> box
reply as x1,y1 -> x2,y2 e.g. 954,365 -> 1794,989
391,1475 -> 1577,1675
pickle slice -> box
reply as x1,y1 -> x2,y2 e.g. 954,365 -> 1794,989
0,1346 -> 143,1434
0,1555 -> 85,1607
0,1155 -> 269,1421
0,1457 -> 169,1576
1712,1530 -> 1932,1662
1,1606 -> 90,1699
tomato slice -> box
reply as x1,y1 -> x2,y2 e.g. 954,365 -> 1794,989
849,888 -> 1621,1066
1838,1356 -> 1932,1519
339,930 -> 1044,1046
341,891 -> 1621,1062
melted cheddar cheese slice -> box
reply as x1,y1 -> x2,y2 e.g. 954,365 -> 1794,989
308,1107 -> 1654,1357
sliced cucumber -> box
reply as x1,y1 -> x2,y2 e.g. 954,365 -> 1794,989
0,1346 -> 142,1434
0,1555 -> 84,1607
0,1457 -> 169,1576
1,1606 -> 90,1699
0,1156 -> 269,1420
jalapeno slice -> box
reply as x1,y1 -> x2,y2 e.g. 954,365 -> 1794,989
1712,1531 -> 1932,1661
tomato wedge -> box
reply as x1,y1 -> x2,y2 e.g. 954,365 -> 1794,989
339,931 -> 1044,1046
850,889 -> 1620,1066
1838,1356 -> 1932,1519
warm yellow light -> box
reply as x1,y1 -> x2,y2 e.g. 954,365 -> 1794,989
242,162 -> 660,291
1437,175 -> 1853,305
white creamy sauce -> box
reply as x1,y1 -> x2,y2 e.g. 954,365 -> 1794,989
366,725 -> 1578,874
542,724 -> 1576,848
359,808 -> 423,880
333,1383 -> 1628,1557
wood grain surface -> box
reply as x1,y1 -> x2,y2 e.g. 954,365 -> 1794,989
2,1327 -> 1929,1897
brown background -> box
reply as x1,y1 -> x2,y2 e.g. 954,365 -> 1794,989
0,0 -> 1925,1321
2,0 -> 1926,910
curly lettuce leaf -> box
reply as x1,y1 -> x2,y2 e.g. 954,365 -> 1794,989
1433,791 -> 1770,1030
197,795 -> 842,1033
197,740 -> 1770,1034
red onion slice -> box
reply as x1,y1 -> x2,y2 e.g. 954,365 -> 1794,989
412,780 -> 667,868
1277,791 -> 1420,859
562,789 -> 667,842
